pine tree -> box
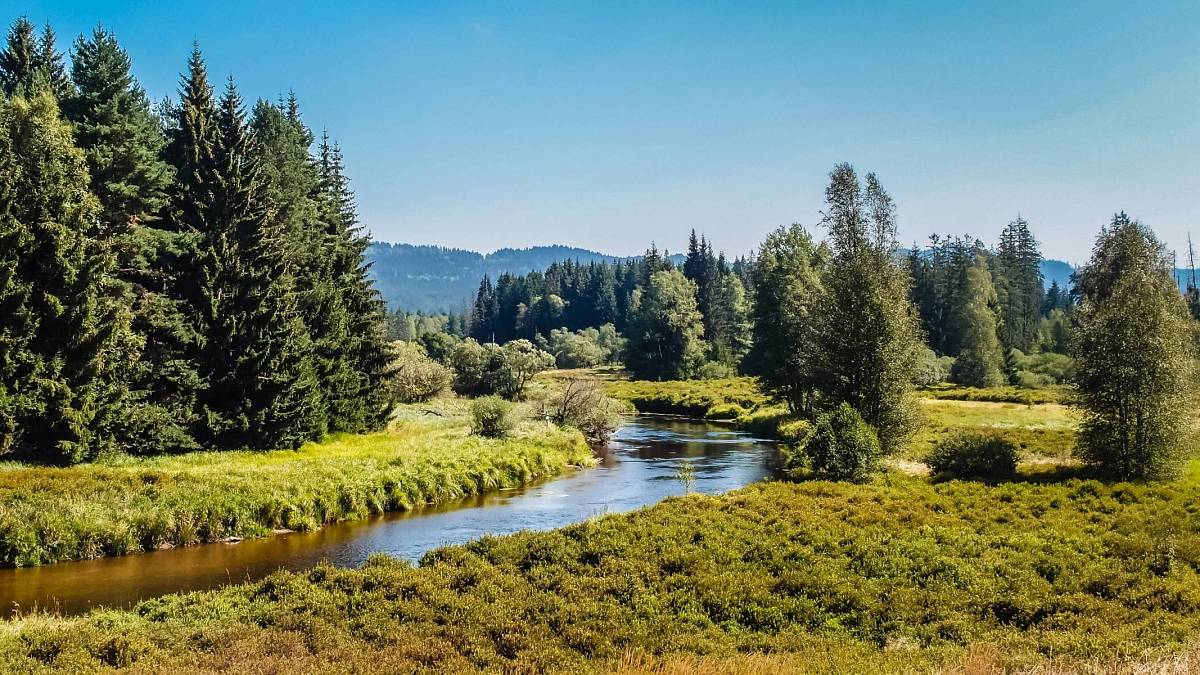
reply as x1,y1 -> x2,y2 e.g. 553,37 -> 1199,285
1073,213 -> 1196,479
0,17 -> 36,96
0,92 -> 133,463
815,165 -> 921,452
949,252 -> 1006,387
65,26 -> 197,452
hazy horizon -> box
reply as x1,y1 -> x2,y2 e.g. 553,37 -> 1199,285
20,1 -> 1200,263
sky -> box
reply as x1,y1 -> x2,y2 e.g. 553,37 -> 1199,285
15,1 -> 1200,263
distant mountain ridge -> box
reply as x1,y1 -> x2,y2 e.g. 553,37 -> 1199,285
367,243 -> 638,313
365,241 -> 1184,312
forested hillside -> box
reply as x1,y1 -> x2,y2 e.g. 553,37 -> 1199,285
367,242 -> 1083,313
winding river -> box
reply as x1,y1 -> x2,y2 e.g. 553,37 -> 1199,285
0,416 -> 778,616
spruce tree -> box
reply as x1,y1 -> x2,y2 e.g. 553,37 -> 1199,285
949,252 -> 1006,387
33,22 -> 72,100
814,165 -> 922,452
994,216 -> 1044,352
0,92 -> 133,463
66,26 -> 197,452
315,135 -> 393,432
196,78 -> 324,449
1073,213 -> 1195,479
0,17 -> 36,96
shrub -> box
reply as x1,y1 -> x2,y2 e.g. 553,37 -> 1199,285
418,332 -> 460,363
914,346 -> 954,386
387,342 -> 452,403
541,379 -> 630,443
926,432 -> 1018,480
450,339 -> 555,400
470,396 -> 516,437
805,404 -> 881,482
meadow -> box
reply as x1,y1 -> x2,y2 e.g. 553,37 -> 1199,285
2,473 -> 1199,673
0,400 -> 592,567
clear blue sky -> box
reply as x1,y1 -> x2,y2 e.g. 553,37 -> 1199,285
17,1 -> 1200,263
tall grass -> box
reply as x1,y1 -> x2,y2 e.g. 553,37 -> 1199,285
0,400 -> 592,567
2,474 -> 1200,672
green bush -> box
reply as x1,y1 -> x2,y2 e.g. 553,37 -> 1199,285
805,403 -> 881,482
450,339 -> 555,400
470,396 -> 516,437
926,432 -> 1019,480
387,342 -> 452,403
541,379 -> 630,443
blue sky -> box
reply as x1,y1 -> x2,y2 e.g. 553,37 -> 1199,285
16,1 -> 1200,262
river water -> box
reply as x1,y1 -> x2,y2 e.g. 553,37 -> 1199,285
0,416 -> 778,616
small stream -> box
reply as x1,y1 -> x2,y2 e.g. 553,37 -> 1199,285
0,416 -> 779,616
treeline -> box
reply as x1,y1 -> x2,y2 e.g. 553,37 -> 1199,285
0,18 -> 391,463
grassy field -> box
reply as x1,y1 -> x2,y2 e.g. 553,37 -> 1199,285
0,400 -> 592,567
2,474 -> 1199,673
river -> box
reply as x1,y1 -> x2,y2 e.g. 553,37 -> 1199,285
0,416 -> 779,616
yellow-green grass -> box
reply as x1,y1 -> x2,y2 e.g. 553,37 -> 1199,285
0,399 -> 593,568
4,475 -> 1200,673
909,398 -> 1081,465
918,384 -> 1073,406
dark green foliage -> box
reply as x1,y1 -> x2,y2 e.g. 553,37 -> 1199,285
994,216 -> 1045,352
449,338 -> 554,400
65,26 -> 197,453
623,270 -> 707,380
804,403 -> 882,482
470,396 -> 516,437
0,17 -> 35,95
948,252 -> 1006,387
747,224 -> 828,413
0,93 -> 133,463
926,432 -> 1018,480
815,165 -> 921,453
1073,213 -> 1196,479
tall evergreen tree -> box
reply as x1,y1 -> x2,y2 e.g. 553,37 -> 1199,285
65,26 -> 197,451
314,135 -> 394,432
0,17 -> 36,96
814,165 -> 921,452
0,92 -> 133,463
195,78 -> 324,449
33,22 -> 71,100
994,216 -> 1044,352
1073,213 -> 1195,479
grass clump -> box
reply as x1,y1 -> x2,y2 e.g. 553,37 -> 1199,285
0,400 -> 591,567
927,432 -> 1018,481
3,476 -> 1200,672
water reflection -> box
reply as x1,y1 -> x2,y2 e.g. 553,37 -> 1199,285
0,416 -> 778,616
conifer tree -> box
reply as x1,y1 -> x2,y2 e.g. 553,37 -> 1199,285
0,17 -> 36,96
1073,213 -> 1195,479
0,92 -> 133,462
994,216 -> 1044,351
949,252 -> 1006,387
66,27 -> 197,451
814,165 -> 921,452
314,134 -> 393,432
33,22 -> 71,100
195,78 -> 324,449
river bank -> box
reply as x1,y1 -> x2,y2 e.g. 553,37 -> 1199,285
0,400 -> 592,568
3,473 -> 1199,673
